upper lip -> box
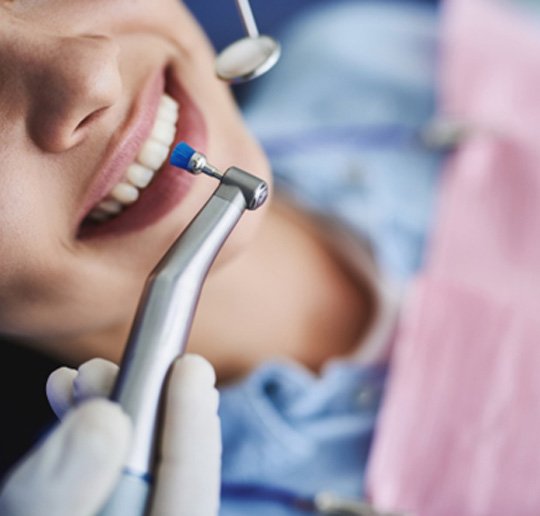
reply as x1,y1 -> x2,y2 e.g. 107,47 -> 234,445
75,69 -> 166,228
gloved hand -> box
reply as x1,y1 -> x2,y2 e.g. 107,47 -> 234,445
0,354 -> 221,516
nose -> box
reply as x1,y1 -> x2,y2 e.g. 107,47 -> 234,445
27,34 -> 122,153
0,18 -> 122,154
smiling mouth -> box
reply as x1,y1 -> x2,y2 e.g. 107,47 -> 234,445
84,93 -> 179,224
77,67 -> 206,240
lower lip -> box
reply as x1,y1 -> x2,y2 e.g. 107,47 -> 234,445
78,69 -> 207,239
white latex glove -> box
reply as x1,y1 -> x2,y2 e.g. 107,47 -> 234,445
0,354 -> 221,516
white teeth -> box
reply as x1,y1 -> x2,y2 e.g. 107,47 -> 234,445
88,209 -> 110,221
126,163 -> 155,188
161,93 -> 179,111
157,102 -> 178,123
85,93 -> 179,224
97,199 -> 123,214
110,182 -> 140,204
137,139 -> 170,170
151,118 -> 176,146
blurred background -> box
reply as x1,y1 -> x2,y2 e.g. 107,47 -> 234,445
185,0 -> 439,53
184,0 -> 329,52
184,0 -> 439,103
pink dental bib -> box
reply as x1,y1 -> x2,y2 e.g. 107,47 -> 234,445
365,1 -> 540,514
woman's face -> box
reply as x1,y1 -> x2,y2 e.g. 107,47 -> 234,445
0,0 -> 270,358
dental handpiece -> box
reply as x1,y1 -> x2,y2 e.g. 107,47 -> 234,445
98,142 -> 268,516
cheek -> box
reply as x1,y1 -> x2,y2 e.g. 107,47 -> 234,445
0,243 -> 140,343
0,254 -> 73,339
0,171 -> 131,341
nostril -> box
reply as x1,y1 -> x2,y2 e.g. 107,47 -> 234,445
25,33 -> 122,153
75,106 -> 108,132
28,103 -> 111,153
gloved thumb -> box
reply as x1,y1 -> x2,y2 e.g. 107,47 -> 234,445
0,399 -> 131,516
150,354 -> 221,516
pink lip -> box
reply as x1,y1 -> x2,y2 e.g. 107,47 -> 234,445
77,67 -> 207,239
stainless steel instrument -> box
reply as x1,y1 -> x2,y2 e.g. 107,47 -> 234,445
98,142 -> 268,516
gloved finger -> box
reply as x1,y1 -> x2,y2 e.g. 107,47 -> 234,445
0,399 -> 131,516
46,358 -> 118,419
72,358 -> 118,404
46,367 -> 77,419
150,354 -> 221,516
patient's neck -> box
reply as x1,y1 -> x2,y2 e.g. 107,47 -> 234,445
188,198 -> 374,383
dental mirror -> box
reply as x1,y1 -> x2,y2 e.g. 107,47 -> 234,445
215,0 -> 281,83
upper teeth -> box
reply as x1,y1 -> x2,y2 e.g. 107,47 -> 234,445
87,93 -> 179,222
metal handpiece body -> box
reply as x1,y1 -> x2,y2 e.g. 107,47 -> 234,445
98,156 -> 268,516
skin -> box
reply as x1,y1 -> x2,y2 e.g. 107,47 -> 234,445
0,0 -> 371,381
